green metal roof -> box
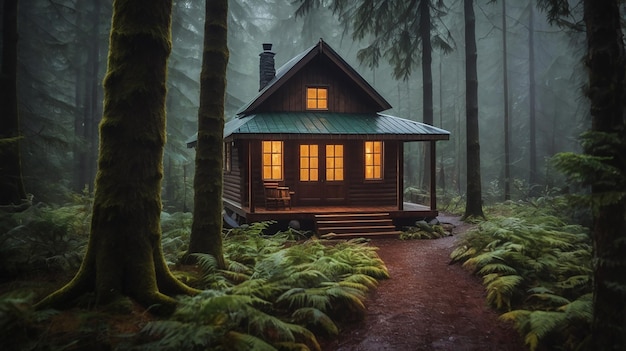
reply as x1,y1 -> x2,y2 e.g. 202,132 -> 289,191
224,112 -> 449,141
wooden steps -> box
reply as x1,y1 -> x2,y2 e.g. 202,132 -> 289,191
315,212 -> 402,239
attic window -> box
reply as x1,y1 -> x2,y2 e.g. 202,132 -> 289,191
306,87 -> 328,110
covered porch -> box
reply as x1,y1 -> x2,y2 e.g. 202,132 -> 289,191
223,199 -> 438,235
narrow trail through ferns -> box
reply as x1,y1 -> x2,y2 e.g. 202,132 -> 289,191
321,214 -> 525,351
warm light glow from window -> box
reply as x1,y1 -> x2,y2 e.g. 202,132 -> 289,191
224,142 -> 232,173
326,144 -> 344,181
306,87 -> 328,110
262,141 -> 283,180
364,141 -> 382,180
300,144 -> 319,181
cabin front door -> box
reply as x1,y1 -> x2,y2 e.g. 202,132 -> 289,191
297,143 -> 346,206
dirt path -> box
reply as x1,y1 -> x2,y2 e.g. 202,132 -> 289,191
320,215 -> 526,351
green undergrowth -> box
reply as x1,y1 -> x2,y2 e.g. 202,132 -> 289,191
138,221 -> 389,350
451,199 -> 592,351
1,199 -> 389,351
400,220 -> 453,240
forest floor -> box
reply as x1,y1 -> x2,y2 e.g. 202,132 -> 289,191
2,214 -> 526,350
319,214 -> 526,351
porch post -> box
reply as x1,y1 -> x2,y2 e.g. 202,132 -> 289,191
429,140 -> 437,210
249,141 -> 255,213
397,142 -> 404,210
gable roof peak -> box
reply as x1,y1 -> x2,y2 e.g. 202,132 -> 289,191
237,39 -> 391,116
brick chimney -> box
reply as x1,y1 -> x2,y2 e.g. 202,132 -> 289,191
259,43 -> 275,91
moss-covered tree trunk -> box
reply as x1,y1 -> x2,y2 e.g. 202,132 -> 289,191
37,0 -> 196,315
584,0 -> 626,348
186,0 -> 228,269
462,0 -> 484,220
0,0 -> 27,206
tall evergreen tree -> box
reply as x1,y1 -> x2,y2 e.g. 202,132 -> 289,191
185,0 -> 228,269
541,0 -> 626,348
462,0 -> 485,219
0,0 -> 27,206
580,1 -> 626,348
501,0 -> 511,201
37,0 -> 196,315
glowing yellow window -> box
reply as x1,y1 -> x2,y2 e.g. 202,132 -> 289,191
300,144 -> 319,181
364,141 -> 382,180
326,144 -> 344,181
262,141 -> 283,180
306,87 -> 328,110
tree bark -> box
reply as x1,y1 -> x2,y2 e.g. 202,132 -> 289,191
528,2 -> 537,189
502,0 -> 511,201
420,0 -> 433,191
37,0 -> 196,315
462,0 -> 484,220
186,0 -> 228,269
584,0 -> 626,348
0,0 -> 27,206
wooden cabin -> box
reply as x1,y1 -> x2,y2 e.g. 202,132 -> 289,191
187,39 -> 450,237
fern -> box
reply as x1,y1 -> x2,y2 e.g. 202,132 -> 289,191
485,274 -> 524,310
224,331 -> 279,351
291,307 -> 339,336
456,199 -> 593,350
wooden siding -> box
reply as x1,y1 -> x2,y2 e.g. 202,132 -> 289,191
240,139 -> 400,209
254,58 -> 380,114
346,140 -> 398,206
223,142 -> 242,205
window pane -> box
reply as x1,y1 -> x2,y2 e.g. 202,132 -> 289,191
301,145 -> 309,157
318,99 -> 327,109
311,169 -> 318,181
326,145 -> 334,157
300,169 -> 309,181
307,88 -> 316,99
311,158 -> 318,168
374,154 -> 381,165
335,169 -> 344,181
327,169 -> 334,181
336,145 -> 343,156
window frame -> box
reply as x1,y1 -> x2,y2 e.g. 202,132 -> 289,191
305,86 -> 329,111
364,141 -> 383,181
325,144 -> 344,182
299,144 -> 319,182
262,140 -> 284,181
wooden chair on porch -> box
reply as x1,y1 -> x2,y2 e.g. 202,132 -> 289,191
264,181 -> 293,209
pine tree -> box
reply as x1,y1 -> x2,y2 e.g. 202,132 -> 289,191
540,0 -> 626,348
462,0 -> 485,220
